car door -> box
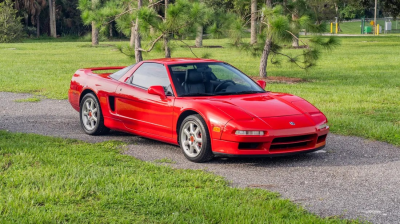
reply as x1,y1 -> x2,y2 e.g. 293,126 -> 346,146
114,62 -> 175,139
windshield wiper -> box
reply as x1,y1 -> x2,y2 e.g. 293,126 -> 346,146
216,90 -> 265,95
236,90 -> 265,94
180,93 -> 216,97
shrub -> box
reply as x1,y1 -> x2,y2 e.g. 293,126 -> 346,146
0,0 -> 24,43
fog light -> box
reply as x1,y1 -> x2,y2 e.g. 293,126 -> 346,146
235,130 -> 265,136
318,123 -> 329,130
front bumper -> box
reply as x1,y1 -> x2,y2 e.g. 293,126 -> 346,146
213,145 -> 326,158
210,128 -> 329,156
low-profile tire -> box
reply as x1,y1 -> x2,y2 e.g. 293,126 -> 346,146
80,93 -> 109,135
179,114 -> 214,163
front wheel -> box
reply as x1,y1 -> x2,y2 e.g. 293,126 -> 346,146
179,115 -> 214,163
80,93 -> 109,135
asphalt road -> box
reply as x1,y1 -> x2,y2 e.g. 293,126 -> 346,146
1,92 -> 400,224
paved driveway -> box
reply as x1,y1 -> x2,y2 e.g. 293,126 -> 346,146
1,92 -> 399,223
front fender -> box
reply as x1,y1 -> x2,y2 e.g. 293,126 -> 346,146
173,99 -> 234,140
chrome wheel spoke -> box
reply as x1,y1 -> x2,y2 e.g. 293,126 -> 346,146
82,98 -> 98,131
90,120 -> 95,128
189,145 -> 195,154
180,121 -> 204,158
184,129 -> 190,138
195,136 -> 202,143
190,123 -> 195,133
194,145 -> 201,153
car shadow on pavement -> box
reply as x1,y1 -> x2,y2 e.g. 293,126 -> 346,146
122,134 -> 400,168
209,135 -> 400,168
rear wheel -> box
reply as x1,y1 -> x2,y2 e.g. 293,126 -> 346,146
80,93 -> 109,135
179,115 -> 214,163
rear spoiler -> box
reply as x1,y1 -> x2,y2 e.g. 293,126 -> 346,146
83,66 -> 126,72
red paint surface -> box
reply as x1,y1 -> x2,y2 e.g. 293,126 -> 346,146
68,58 -> 329,156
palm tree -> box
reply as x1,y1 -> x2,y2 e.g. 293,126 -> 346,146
49,0 -> 56,37
15,0 -> 47,37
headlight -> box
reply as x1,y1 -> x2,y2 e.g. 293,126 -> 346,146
235,130 -> 265,136
318,123 -> 329,130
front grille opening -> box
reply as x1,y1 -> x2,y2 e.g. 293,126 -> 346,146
238,142 -> 261,150
317,134 -> 327,143
270,141 -> 309,150
272,134 -> 315,144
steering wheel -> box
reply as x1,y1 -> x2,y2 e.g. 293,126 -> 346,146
214,80 -> 236,92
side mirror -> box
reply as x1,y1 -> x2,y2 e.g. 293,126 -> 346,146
148,86 -> 167,100
257,80 -> 266,90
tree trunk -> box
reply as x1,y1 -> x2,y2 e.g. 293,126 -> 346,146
91,0 -> 99,46
250,0 -> 257,44
292,38 -> 299,47
195,25 -> 203,47
195,0 -> 204,47
259,37 -> 272,78
49,0 -> 56,38
135,0 -> 143,62
164,0 -> 171,58
36,13 -> 40,38
92,21 -> 99,46
109,23 -> 113,37
129,3 -> 135,48
149,0 -> 155,35
292,0 -> 299,47
130,23 -> 135,47
266,0 -> 272,7
164,36 -> 171,58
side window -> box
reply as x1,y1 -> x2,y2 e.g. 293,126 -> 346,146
130,63 -> 171,93
109,64 -> 135,80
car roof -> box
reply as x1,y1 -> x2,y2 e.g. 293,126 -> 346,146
144,58 -> 223,65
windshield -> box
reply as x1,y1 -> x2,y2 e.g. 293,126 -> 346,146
168,63 -> 265,97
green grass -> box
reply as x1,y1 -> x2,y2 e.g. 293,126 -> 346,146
0,131 -> 352,223
14,97 -> 41,102
154,158 -> 177,164
0,36 -> 399,146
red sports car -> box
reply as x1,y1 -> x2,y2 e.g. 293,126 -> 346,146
68,58 -> 329,162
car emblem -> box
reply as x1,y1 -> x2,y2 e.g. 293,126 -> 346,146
289,122 -> 295,126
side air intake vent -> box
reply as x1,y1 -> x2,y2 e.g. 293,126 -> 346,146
109,96 -> 115,111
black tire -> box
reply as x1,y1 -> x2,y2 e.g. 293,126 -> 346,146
79,93 -> 109,135
179,114 -> 214,163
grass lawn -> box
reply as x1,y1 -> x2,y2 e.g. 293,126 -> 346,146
0,131 -> 352,223
0,36 -> 399,145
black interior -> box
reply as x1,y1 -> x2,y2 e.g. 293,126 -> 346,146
181,69 -> 214,94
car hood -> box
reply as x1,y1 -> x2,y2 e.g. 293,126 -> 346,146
206,93 -> 303,119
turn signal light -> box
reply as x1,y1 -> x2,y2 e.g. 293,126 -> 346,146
235,130 -> 265,136
318,123 -> 329,130
213,127 -> 221,132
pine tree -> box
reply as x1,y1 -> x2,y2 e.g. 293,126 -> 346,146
0,0 -> 24,43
